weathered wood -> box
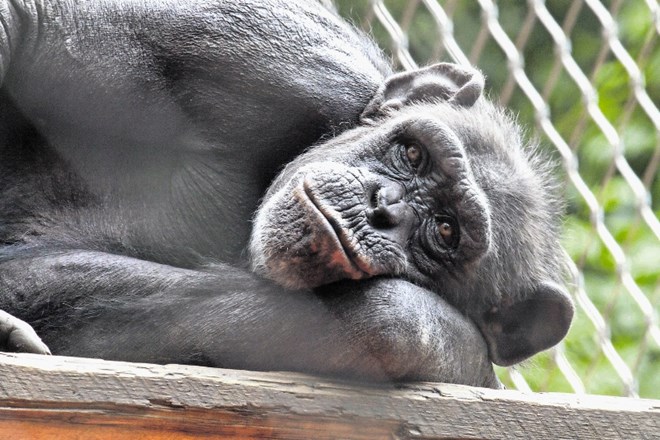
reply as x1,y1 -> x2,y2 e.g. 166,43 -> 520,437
0,353 -> 658,439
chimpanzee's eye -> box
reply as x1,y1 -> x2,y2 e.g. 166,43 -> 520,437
435,214 -> 460,248
405,144 -> 423,169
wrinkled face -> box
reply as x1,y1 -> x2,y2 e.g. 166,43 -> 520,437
251,103 -> 505,293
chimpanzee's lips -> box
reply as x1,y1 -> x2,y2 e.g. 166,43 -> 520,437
298,178 -> 375,279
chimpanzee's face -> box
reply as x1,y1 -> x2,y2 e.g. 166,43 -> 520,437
252,115 -> 486,282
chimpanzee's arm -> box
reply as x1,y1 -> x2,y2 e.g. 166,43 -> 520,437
0,249 -> 498,387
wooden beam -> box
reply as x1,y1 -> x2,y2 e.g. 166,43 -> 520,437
0,352 -> 658,439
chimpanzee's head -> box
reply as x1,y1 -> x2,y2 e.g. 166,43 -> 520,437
250,63 -> 573,366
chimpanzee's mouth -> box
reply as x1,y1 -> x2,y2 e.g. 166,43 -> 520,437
299,178 -> 375,279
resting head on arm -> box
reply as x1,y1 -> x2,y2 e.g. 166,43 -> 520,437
250,63 -> 573,368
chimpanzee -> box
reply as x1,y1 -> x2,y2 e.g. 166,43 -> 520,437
0,0 -> 572,388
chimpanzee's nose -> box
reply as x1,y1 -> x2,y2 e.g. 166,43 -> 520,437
365,184 -> 415,243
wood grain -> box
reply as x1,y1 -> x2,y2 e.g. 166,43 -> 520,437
0,353 -> 658,439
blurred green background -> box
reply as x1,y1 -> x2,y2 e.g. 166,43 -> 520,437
335,0 -> 660,399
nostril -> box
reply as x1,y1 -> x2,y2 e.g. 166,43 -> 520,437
368,185 -> 380,210
367,206 -> 394,229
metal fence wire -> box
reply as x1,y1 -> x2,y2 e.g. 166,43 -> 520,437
334,0 -> 660,399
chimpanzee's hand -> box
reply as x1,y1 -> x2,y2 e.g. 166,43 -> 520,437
0,310 -> 51,354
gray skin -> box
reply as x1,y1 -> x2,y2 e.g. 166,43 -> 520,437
0,0 -> 571,387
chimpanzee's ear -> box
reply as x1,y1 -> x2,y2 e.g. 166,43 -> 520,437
361,62 -> 485,122
477,282 -> 574,366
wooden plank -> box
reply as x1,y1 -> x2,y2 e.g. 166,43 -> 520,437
0,353 -> 658,439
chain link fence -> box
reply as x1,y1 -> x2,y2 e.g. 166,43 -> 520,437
335,0 -> 660,399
